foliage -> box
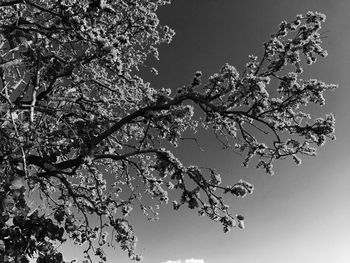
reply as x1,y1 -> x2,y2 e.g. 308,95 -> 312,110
0,0 -> 336,262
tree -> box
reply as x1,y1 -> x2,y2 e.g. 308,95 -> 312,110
0,1 -> 337,262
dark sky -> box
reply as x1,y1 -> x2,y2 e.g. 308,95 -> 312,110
60,1 -> 350,263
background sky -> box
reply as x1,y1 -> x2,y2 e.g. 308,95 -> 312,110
62,1 -> 350,262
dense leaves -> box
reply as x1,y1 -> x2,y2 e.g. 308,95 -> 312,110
0,1 -> 336,262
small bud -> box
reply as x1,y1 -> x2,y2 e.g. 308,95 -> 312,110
236,215 -> 244,221
194,71 -> 202,77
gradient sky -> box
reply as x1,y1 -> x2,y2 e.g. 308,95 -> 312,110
61,1 -> 350,262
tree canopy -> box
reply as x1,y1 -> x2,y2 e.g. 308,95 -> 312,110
0,1 -> 336,262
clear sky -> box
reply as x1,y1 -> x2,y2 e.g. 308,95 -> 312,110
62,1 -> 350,262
